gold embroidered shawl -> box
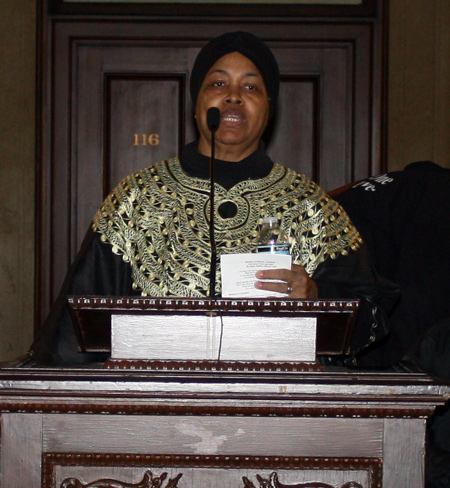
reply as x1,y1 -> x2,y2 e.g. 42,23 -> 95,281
92,158 -> 361,297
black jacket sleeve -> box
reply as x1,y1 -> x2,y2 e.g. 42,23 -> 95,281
333,161 -> 450,367
313,244 -> 399,361
29,227 -> 135,365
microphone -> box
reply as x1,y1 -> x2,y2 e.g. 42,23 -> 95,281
207,106 -> 221,132
207,107 -> 220,298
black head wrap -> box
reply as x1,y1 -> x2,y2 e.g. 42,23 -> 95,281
190,31 -> 280,116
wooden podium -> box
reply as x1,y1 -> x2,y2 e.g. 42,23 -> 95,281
68,297 -> 359,371
0,298 -> 449,487
0,365 -> 449,488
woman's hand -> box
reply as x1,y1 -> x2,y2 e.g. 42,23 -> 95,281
255,264 -> 318,299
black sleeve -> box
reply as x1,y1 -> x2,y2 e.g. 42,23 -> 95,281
29,227 -> 134,365
312,244 -> 399,360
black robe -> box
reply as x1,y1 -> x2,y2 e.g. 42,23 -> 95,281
30,143 -> 398,365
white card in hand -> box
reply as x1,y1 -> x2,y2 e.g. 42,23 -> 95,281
220,252 -> 292,298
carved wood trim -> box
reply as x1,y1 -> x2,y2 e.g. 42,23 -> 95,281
43,453 -> 382,488
68,297 -> 360,314
60,470 -> 182,488
242,473 -> 365,488
104,359 -> 323,372
0,400 -> 436,419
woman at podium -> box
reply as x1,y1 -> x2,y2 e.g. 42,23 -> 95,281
30,31 -> 398,365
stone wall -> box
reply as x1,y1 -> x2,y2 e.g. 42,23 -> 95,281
388,0 -> 450,170
0,0 -> 36,361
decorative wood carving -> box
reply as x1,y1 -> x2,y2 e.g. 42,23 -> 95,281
68,297 -> 359,314
61,471 -> 182,488
242,472 -> 364,488
104,359 -> 322,372
44,453 -> 382,488
60,471 -> 364,488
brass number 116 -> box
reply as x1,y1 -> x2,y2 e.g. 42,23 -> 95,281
134,134 -> 160,146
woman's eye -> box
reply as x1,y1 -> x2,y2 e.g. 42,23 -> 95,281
213,81 -> 225,87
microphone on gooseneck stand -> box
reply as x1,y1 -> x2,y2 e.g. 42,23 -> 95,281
207,107 -> 221,298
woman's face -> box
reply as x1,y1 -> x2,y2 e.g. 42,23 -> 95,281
195,51 -> 270,162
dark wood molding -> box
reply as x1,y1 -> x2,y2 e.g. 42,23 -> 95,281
0,398 -> 438,418
48,0 -> 378,18
0,368 -> 445,418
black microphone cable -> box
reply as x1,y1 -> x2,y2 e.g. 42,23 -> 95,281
207,107 -> 220,299
206,107 -> 224,368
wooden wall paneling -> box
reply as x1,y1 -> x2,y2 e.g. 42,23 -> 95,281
73,42 -> 106,257
270,39 -> 354,191
75,43 -> 191,250
36,20 -> 79,327
35,411 -> 384,487
382,418 -> 426,487
39,412 -> 385,486
107,75 -> 186,191
371,0 -> 388,175
42,414 -> 384,457
349,25 -> 375,182
267,74 -> 318,181
37,8 -> 386,327
1,414 -> 43,487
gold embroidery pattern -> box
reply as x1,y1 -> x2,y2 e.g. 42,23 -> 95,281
93,159 -> 362,297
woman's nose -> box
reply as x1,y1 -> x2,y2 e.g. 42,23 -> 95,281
225,85 -> 243,104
